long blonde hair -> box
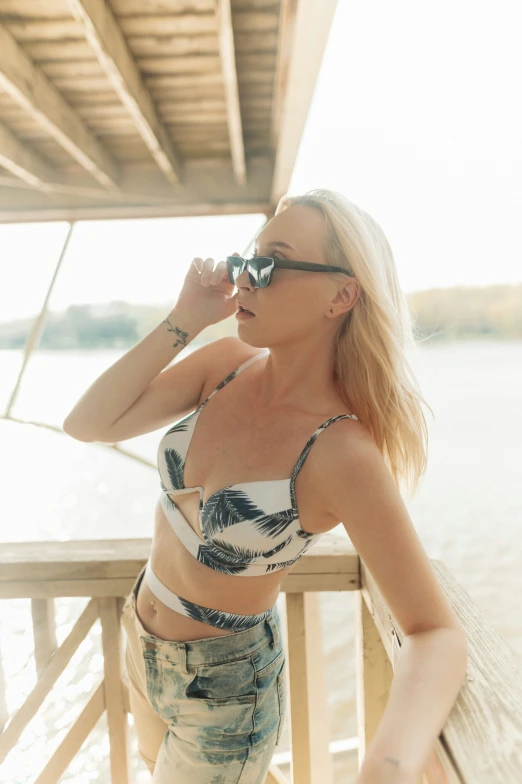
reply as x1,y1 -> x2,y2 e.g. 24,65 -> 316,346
275,189 -> 434,498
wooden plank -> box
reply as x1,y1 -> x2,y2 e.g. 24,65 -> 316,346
271,0 -> 339,205
0,569 -> 357,598
0,25 -> 120,188
130,31 -> 277,57
21,41 -> 96,61
68,0 -> 183,186
0,199 -> 272,223
0,599 -> 98,763
0,0 -> 255,16
17,34 -> 277,60
138,54 -> 221,75
216,0 -> 246,184
98,597 -> 130,784
118,12 -> 279,37
0,0 -> 70,17
0,151 -> 275,219
0,535 -> 358,595
0,120 -> 56,185
112,0 -> 215,11
41,60 -> 109,78
0,173 -> 184,202
0,534 -> 357,578
137,52 -> 276,75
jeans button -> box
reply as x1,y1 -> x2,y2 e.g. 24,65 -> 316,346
144,641 -> 156,650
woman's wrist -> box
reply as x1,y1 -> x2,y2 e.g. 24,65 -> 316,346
356,757 -> 420,784
167,303 -> 209,337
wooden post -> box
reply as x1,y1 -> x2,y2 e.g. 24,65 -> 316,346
286,592 -> 333,784
98,597 -> 130,784
31,598 -> 58,678
354,590 -> 394,771
0,643 -> 8,732
4,221 -> 75,418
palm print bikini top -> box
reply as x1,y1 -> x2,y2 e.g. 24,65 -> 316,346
157,350 -> 359,576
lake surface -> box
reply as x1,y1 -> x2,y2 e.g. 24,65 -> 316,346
1,340 -> 521,783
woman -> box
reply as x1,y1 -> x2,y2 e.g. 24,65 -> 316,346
63,189 -> 468,784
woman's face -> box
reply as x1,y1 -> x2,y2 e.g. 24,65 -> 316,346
235,204 -> 352,345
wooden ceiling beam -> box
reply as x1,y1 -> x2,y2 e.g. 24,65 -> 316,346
67,0 -> 184,187
0,201 -> 273,224
271,0 -> 297,151
0,121 -> 57,187
270,0 -> 340,205
216,0 -> 246,185
0,25 -> 120,189
0,155 -> 275,221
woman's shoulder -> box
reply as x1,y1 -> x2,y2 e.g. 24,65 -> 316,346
198,337 -> 266,402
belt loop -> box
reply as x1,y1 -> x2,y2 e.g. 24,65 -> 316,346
267,614 -> 279,649
178,644 -> 189,675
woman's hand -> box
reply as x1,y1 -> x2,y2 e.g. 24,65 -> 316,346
175,254 -> 240,327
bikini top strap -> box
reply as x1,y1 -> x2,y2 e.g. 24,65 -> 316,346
198,350 -> 270,410
289,413 -> 359,509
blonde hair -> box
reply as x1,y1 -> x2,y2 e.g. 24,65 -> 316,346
275,189 -> 434,498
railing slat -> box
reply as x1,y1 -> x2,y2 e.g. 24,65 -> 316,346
266,764 -> 290,783
33,682 -> 106,784
0,598 -> 99,763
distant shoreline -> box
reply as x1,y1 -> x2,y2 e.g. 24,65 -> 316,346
1,282 -> 521,348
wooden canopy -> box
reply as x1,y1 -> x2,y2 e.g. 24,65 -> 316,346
0,0 -> 339,223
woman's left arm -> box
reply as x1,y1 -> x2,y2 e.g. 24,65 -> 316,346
318,428 -> 469,784
356,626 -> 467,783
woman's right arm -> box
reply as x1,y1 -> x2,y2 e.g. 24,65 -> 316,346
62,255 -> 240,443
62,306 -> 209,442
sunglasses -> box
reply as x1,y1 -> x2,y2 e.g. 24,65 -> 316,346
226,255 -> 355,289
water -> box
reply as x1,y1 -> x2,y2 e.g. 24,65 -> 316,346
1,341 -> 521,783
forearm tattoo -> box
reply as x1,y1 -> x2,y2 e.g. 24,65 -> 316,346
383,756 -> 401,769
163,316 -> 189,348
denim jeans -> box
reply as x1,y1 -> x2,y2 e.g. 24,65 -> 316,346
120,564 -> 287,783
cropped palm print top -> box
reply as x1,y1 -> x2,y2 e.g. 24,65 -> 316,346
144,350 -> 359,632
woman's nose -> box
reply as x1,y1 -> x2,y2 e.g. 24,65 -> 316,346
235,268 -> 253,288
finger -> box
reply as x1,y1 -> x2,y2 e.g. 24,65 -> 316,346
200,257 -> 214,286
209,260 -> 228,285
192,257 -> 204,272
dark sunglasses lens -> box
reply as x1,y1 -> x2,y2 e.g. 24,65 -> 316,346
226,256 -> 274,287
226,256 -> 244,284
248,256 -> 273,288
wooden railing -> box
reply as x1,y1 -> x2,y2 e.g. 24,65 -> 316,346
0,537 -> 521,784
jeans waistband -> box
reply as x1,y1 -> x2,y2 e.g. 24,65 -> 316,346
129,564 -> 281,670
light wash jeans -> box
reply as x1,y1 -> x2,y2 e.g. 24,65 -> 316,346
120,564 -> 287,783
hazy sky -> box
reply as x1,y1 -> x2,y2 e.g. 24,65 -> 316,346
1,0 -> 521,323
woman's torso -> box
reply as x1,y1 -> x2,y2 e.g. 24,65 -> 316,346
136,346 -> 354,642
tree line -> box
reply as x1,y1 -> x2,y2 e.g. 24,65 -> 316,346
0,283 -> 521,350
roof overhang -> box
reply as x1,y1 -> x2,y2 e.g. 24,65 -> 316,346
0,0 -> 339,223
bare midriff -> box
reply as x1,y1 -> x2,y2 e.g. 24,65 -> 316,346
134,493 -> 292,642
